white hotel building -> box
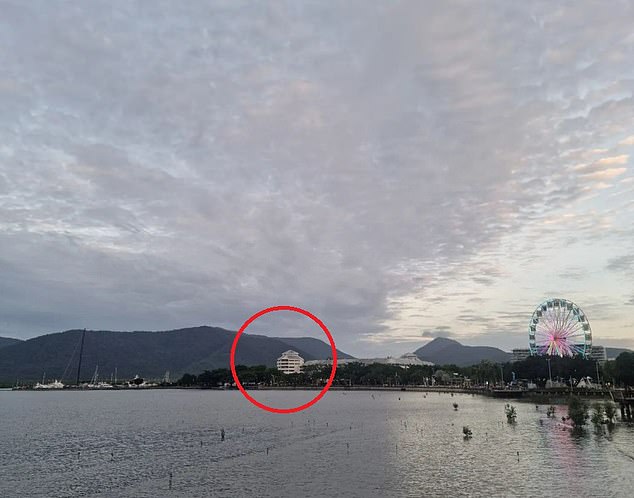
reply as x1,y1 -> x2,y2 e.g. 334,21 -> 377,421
276,350 -> 305,374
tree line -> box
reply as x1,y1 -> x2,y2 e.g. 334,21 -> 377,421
506,352 -> 634,387
177,351 -> 634,388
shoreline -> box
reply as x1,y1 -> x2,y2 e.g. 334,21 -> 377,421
7,384 -> 625,402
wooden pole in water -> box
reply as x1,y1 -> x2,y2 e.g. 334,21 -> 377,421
76,329 -> 86,386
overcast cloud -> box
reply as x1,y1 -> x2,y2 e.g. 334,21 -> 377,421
1,1 -> 633,355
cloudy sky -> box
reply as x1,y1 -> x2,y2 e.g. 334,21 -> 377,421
1,1 -> 633,356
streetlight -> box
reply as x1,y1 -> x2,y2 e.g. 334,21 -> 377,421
546,358 -> 552,386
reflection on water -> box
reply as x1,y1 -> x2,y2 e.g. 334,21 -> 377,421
0,390 -> 632,497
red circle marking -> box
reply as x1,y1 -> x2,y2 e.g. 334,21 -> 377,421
230,306 -> 338,414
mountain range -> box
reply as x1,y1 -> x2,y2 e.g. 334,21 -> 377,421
1,329 -> 631,383
0,327 -> 352,384
413,337 -> 631,366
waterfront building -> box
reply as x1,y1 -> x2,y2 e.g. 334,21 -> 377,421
589,345 -> 607,364
276,350 -> 305,374
511,348 -> 531,362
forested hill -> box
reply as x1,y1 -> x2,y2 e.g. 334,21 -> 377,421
0,326 -> 352,383
414,337 -> 511,366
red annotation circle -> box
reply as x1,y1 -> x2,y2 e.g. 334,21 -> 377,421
230,306 -> 338,414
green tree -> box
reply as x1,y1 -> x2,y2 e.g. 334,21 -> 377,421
602,360 -> 617,385
179,373 -> 197,386
615,352 -> 634,386
568,396 -> 589,429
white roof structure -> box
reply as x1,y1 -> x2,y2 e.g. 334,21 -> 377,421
305,353 -> 433,368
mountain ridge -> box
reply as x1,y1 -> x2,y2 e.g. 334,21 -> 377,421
0,336 -> 22,349
2,328 -> 630,383
0,326 -> 353,383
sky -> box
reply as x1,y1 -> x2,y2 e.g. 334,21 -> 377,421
1,1 -> 633,356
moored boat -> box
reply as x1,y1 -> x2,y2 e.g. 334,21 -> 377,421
33,380 -> 64,389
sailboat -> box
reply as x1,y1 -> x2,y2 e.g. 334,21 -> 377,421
84,366 -> 113,389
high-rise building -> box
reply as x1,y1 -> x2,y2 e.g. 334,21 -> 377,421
276,350 -> 305,374
589,345 -> 607,364
511,348 -> 531,362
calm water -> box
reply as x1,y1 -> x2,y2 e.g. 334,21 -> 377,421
0,389 -> 632,497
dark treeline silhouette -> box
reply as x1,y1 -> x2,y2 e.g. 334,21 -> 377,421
603,352 -> 634,386
177,364 -> 437,388
0,327 -> 354,384
503,355 -> 597,385
177,352 -> 634,388
506,352 -> 634,388
179,365 -> 280,387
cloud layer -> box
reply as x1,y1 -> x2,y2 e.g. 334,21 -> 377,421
1,1 -> 633,354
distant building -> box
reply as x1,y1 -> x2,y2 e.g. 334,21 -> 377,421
385,353 -> 434,367
589,345 -> 607,364
276,350 -> 305,374
512,348 -> 531,362
304,353 -> 434,368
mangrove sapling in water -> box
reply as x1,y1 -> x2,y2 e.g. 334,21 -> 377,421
568,396 -> 589,431
505,404 -> 517,423
590,402 -> 604,430
604,401 -> 617,425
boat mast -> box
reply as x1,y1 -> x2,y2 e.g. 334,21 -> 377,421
76,329 -> 86,386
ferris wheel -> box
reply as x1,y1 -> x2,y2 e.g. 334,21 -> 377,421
528,298 -> 592,358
